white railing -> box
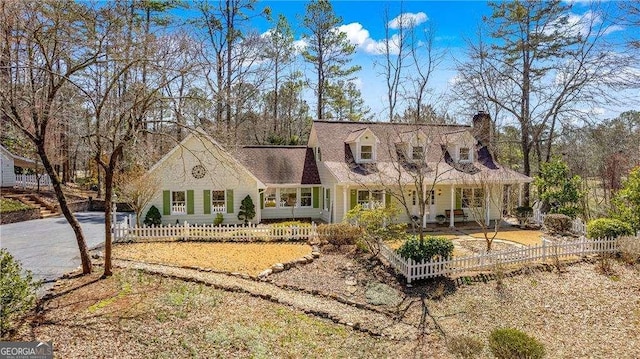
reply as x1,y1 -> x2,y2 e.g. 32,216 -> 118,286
531,208 -> 586,236
171,203 -> 186,214
211,205 -> 226,213
15,174 -> 52,190
380,236 -> 620,283
113,217 -> 318,243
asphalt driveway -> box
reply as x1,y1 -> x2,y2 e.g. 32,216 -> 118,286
1,212 -> 127,284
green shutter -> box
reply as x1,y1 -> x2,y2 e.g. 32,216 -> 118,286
385,192 -> 391,208
326,189 -> 330,208
350,189 -> 357,210
163,190 -> 171,215
187,190 -> 194,214
226,189 -> 234,213
203,190 -> 211,215
313,187 -> 320,208
455,189 -> 462,209
260,192 -> 264,210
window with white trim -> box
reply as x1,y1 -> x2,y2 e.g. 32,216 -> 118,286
264,188 -> 277,208
357,189 -> 384,209
300,187 -> 312,207
280,188 -> 297,207
171,191 -> 186,214
211,190 -> 226,213
412,146 -> 424,160
459,188 -> 484,208
360,145 -> 373,161
324,188 -> 330,211
459,147 -> 471,162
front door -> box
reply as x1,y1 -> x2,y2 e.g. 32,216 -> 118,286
412,190 -> 436,224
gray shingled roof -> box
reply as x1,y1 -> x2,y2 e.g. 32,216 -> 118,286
234,146 -> 321,185
313,120 -> 532,185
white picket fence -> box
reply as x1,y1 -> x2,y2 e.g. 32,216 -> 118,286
380,236 -> 620,283
15,174 -> 52,190
113,217 -> 318,242
532,208 -> 587,235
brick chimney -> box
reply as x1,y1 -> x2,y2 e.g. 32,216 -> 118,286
472,111 -> 493,149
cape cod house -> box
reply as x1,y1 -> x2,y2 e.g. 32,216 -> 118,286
144,113 -> 532,226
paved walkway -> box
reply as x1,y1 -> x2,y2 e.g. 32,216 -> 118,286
114,259 -> 418,340
1,212 -> 126,283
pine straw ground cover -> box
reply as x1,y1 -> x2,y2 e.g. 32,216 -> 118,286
468,229 -> 544,247
112,242 -> 312,275
270,248 -> 640,358
11,270 -> 406,358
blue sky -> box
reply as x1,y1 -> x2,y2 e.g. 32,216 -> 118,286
180,1 -> 634,122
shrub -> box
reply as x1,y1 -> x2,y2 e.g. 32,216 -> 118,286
447,335 -> 484,359
553,206 -> 579,219
213,213 -> 224,226
0,249 -> 42,338
396,236 -> 454,263
143,205 -> 162,226
316,223 -> 363,247
543,213 -> 571,233
586,218 -> 634,239
618,236 -> 640,264
237,195 -> 256,225
488,328 -> 545,359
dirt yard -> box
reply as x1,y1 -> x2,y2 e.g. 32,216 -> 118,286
9,242 -> 640,358
112,242 -> 312,275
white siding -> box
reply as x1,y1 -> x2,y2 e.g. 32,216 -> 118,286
0,151 -> 15,187
146,136 -> 260,225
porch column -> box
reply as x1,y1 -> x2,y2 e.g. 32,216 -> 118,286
485,186 -> 490,226
518,183 -> 523,207
450,185 -> 455,228
505,184 -> 511,215
422,183 -> 427,228
343,186 -> 348,221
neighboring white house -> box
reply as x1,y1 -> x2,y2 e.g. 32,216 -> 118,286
145,113 -> 533,226
0,144 -> 36,188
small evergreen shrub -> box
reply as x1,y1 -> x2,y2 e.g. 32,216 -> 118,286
317,223 -> 363,246
0,249 -> 42,338
237,195 -> 256,225
143,205 -> 162,226
213,213 -> 224,226
543,213 -> 571,233
396,236 -> 454,263
447,334 -> 484,359
586,218 -> 633,239
488,328 -> 545,359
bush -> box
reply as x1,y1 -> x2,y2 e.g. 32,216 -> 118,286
543,213 -> 571,233
488,328 -> 545,359
447,334 -> 484,359
144,205 -> 162,226
316,223 -> 363,247
396,236 -> 454,263
586,218 -> 634,239
618,236 -> 640,264
553,206 -> 580,219
213,213 -> 224,226
0,249 -> 42,338
237,195 -> 256,225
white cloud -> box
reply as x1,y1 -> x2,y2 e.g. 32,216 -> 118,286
337,23 -> 371,47
293,39 -> 308,52
388,12 -> 428,29
549,10 -> 624,38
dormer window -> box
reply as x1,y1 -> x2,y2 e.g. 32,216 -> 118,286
412,146 -> 424,160
459,147 -> 471,162
360,145 -> 373,161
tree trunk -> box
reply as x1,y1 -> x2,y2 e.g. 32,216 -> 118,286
103,168 -> 114,277
37,143 -> 92,274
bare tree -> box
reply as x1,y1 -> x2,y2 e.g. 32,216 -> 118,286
460,171 -> 504,252
452,1 -> 624,204
0,1 -> 103,274
118,168 -> 161,227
